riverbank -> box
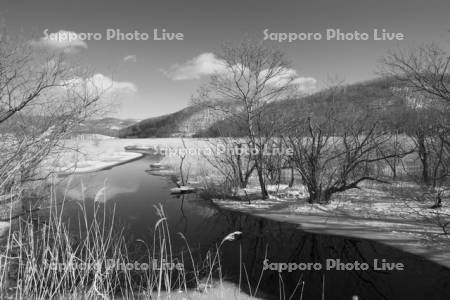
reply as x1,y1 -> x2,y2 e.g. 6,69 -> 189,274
212,182 -> 450,269
46,136 -> 145,175
53,151 -> 143,174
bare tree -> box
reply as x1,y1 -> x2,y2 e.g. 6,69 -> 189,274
168,138 -> 191,187
378,131 -> 404,180
262,138 -> 291,186
383,44 -> 450,105
383,43 -> 450,156
202,137 -> 255,190
384,44 -> 450,210
0,34 -> 104,194
193,40 -> 298,199
389,85 -> 450,198
285,97 -> 411,204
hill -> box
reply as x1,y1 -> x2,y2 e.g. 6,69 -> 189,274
118,106 -> 225,138
120,77 -> 413,138
195,77 -> 408,136
73,118 -> 140,137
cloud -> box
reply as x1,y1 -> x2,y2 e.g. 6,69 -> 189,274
263,67 -> 298,87
64,73 -> 137,98
88,74 -> 137,94
123,55 -> 137,63
261,68 -> 317,90
263,67 -> 317,92
291,76 -> 317,93
164,52 -> 317,92
31,30 -> 88,53
163,52 -> 227,80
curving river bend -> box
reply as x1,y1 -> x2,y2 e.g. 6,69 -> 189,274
52,154 -> 450,300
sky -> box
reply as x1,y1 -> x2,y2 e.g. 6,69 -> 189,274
1,0 -> 450,119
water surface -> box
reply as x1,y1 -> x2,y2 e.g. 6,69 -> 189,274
54,155 -> 450,300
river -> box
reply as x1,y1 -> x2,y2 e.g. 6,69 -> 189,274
51,154 -> 450,300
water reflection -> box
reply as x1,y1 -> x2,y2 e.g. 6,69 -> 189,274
211,211 -> 450,299
53,155 -> 450,300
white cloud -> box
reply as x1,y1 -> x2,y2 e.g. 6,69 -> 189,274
64,73 -> 137,98
263,67 -> 317,92
291,76 -> 317,93
163,52 -> 227,80
164,52 -> 317,93
31,30 -> 88,53
263,67 -> 298,87
88,74 -> 137,94
123,55 -> 137,63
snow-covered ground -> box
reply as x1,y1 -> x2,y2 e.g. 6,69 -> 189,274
45,136 -> 148,174
53,151 -> 143,174
213,182 -> 450,268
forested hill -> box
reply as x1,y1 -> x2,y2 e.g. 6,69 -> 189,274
195,77 -> 410,137
118,105 -> 225,138
72,118 -> 139,137
119,77 -> 416,138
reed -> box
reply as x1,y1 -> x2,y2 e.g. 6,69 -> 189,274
0,186 -> 302,299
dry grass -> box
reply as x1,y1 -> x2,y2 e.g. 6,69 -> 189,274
0,185 -> 289,299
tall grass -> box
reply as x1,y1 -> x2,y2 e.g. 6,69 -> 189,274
0,187 -> 192,299
0,179 -> 312,299
0,185 -> 283,299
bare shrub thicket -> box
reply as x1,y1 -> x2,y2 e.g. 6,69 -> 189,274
284,93 -> 412,204
384,44 -> 450,190
384,43 -> 450,231
202,137 -> 255,191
